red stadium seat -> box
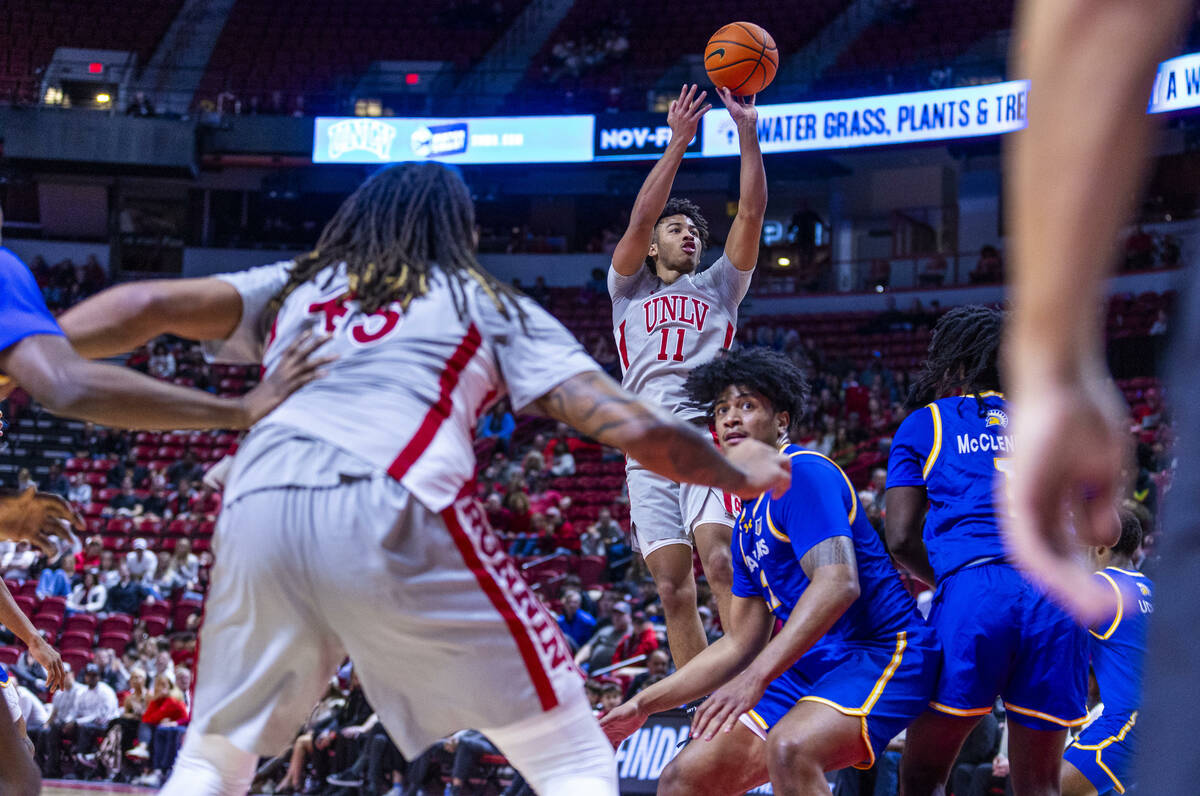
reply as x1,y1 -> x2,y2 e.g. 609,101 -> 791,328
100,614 -> 134,636
59,629 -> 94,650
64,614 -> 98,636
0,646 -> 20,666
61,649 -> 93,672
16,581 -> 37,599
97,632 -> 132,654
172,598 -> 203,631
32,614 -> 62,637
106,518 -> 133,535
142,615 -> 168,637
39,596 -> 67,616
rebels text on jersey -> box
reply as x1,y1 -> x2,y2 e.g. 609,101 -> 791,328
608,254 -> 752,421
205,261 -> 600,512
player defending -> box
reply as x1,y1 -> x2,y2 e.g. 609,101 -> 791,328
610,83 -> 764,666
1062,509 -> 1150,796
57,162 -> 791,796
602,349 -> 938,795
884,306 -> 1088,795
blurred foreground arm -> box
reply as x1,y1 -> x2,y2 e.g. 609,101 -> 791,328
1004,0 -> 1188,622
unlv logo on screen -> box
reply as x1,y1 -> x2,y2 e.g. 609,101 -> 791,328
326,119 -> 397,161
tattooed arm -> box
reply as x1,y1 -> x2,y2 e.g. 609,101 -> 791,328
531,371 -> 790,500
689,535 -> 862,739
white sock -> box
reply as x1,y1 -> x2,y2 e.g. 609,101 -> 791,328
485,696 -> 618,796
159,732 -> 257,796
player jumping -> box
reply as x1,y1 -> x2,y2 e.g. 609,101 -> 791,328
1062,509 -> 1150,796
884,306 -> 1088,795
602,348 -> 938,794
57,162 -> 791,796
610,83 -> 764,666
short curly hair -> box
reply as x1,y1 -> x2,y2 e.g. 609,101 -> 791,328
684,348 -> 810,435
645,197 -> 710,273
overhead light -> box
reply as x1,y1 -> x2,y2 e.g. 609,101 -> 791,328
95,93 -> 111,104
776,257 -> 791,267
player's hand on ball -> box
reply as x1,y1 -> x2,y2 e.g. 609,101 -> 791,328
691,669 -> 766,742
725,438 -> 791,499
716,86 -> 757,125
599,700 -> 647,748
32,637 -> 67,695
0,487 -> 83,556
667,84 -> 711,145
1004,367 -> 1128,626
239,330 -> 336,427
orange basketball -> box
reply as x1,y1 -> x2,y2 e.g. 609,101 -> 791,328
704,22 -> 778,96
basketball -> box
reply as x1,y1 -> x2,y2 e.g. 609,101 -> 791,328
704,22 -> 778,95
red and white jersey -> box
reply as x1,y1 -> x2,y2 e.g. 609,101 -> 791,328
205,260 -> 599,512
609,253 -> 752,421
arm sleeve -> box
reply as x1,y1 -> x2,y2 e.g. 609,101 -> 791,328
201,261 -> 294,364
887,406 -> 935,488
693,252 -> 754,313
473,290 -> 601,413
772,457 -> 856,563
730,532 -> 762,599
0,250 -> 63,354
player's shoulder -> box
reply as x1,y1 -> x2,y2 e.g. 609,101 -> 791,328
783,445 -> 851,487
0,247 -> 33,280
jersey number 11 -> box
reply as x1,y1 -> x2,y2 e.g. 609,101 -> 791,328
657,328 -> 686,362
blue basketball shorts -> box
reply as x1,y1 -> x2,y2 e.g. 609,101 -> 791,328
1064,711 -> 1138,795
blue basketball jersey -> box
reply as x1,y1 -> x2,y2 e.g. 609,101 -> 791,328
887,393 -> 1011,581
731,445 -> 923,646
1090,567 -> 1152,715
0,247 -> 63,356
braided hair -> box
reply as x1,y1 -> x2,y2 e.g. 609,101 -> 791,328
645,197 -> 710,274
267,162 -> 522,325
684,348 -> 810,436
907,305 -> 1005,411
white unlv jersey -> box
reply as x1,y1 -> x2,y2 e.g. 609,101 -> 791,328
608,253 -> 753,420
205,260 -> 599,511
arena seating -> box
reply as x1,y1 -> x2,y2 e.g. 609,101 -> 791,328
506,0 -> 854,113
195,0 -> 526,112
0,0 -> 183,104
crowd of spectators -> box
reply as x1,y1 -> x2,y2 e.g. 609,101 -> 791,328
24,254 -> 108,312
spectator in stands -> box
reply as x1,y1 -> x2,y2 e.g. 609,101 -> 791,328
68,472 -> 92,506
149,650 -> 174,684
126,538 -> 157,583
41,662 -> 117,777
625,649 -> 671,699
167,452 -> 203,488
167,539 -> 200,593
402,729 -> 500,796
43,463 -> 70,499
67,568 -> 107,614
597,683 -> 623,716
861,467 -> 888,512
36,552 -> 75,599
2,540 -> 36,581
557,589 -> 597,649
98,549 -> 119,589
549,441 -> 576,477
94,646 -> 130,693
969,245 -> 1004,284
11,634 -> 51,695
107,477 -> 141,517
578,524 -> 605,557
15,467 -> 37,493
522,451 -> 546,480
527,275 -> 550,306
484,493 -> 512,533
547,506 -> 579,554
152,552 -> 177,595
612,609 -> 659,664
147,343 -> 176,380
576,600 -> 634,672
75,537 -> 102,572
33,662 -> 82,770
106,562 -> 151,614
17,683 -> 49,735
478,402 -> 516,453
141,486 -> 170,520
106,457 -> 147,489
126,671 -> 189,787
830,426 -> 857,468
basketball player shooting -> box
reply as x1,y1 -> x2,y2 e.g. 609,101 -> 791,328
610,82 -> 764,667
57,162 -> 790,796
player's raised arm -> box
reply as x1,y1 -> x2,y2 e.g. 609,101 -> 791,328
1004,0 -> 1187,622
716,86 -> 765,272
531,370 -> 790,500
610,84 -> 710,276
691,535 -> 861,741
600,593 -> 775,746
57,278 -> 247,358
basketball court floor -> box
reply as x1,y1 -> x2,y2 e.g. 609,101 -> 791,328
44,782 -> 152,794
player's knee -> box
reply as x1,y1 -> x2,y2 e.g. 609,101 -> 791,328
656,756 -> 695,796
0,764 -> 41,796
654,571 -> 696,611
766,733 -> 822,783
701,546 -> 734,591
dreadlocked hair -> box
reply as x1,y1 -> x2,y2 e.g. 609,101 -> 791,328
645,197 -> 711,273
684,348 -> 810,436
1113,507 -> 1144,558
907,304 -> 1005,412
267,162 -> 523,326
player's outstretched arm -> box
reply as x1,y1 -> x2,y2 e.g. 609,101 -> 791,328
57,278 -> 245,358
1004,0 -> 1187,623
531,371 -> 790,500
600,594 -> 774,746
884,486 -> 936,587
716,86 -> 765,272
0,577 -> 66,694
691,535 -> 860,740
0,330 -> 331,431
610,84 -> 711,276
